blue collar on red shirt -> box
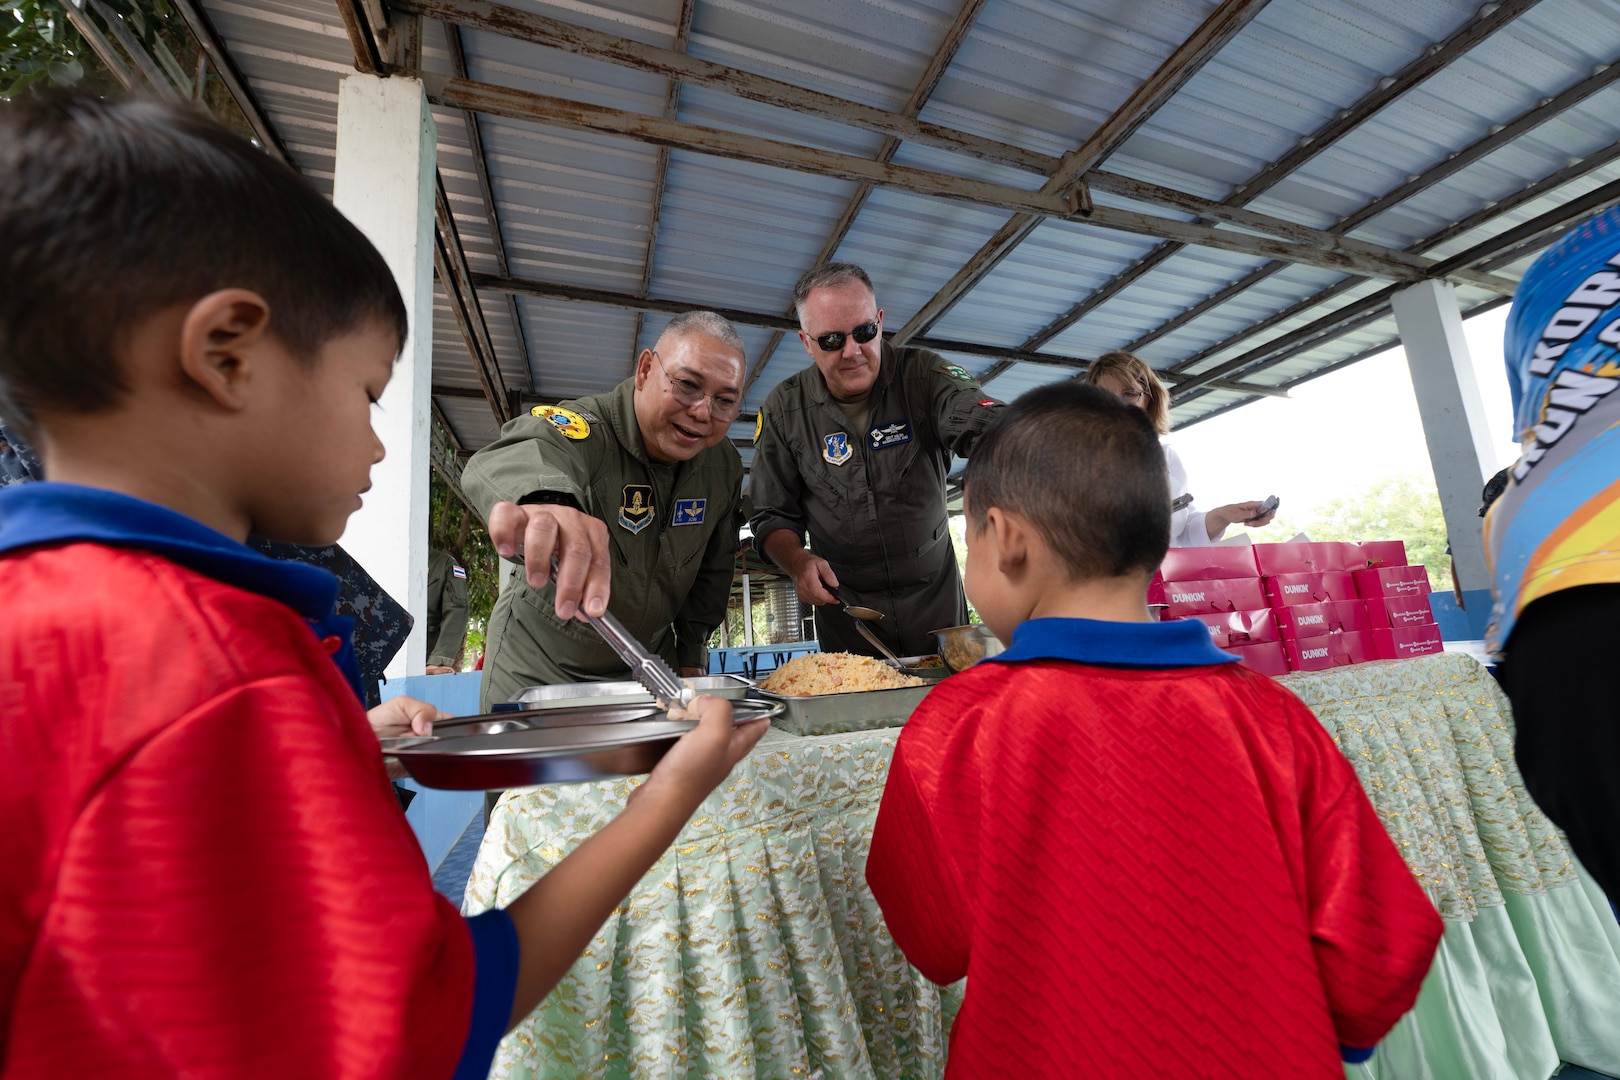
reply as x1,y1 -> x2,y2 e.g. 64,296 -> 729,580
0,482 -> 364,701
986,616 -> 1236,669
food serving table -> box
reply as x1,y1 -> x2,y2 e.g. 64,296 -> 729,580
464,652 -> 1620,1080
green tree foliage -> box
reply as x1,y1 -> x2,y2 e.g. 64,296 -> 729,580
430,468 -> 498,668
2,0 -> 87,95
1269,473 -> 1453,591
2,0 -> 252,136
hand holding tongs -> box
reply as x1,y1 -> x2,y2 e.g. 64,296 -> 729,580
550,557 -> 694,712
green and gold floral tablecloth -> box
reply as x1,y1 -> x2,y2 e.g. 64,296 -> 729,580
465,651 -> 1620,1080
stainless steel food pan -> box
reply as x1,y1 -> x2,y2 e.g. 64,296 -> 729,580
749,683 -> 936,737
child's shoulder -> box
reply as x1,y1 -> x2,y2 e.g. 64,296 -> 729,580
5,541 -> 320,676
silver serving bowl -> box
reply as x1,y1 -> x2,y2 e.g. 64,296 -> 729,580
929,624 -> 1006,673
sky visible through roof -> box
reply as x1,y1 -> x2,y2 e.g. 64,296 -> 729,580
1163,306 -> 1520,534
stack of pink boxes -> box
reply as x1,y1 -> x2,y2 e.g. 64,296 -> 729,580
1150,541 -> 1443,675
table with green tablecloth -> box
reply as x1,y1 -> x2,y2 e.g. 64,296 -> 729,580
463,651 -> 1620,1080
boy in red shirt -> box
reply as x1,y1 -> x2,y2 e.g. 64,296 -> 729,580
865,382 -> 1442,1077
0,95 -> 767,1078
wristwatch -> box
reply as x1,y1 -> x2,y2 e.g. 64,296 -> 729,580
517,490 -> 583,511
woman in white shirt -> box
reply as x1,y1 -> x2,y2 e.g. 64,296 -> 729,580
1084,351 -> 1276,547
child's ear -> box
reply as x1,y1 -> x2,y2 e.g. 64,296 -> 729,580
987,507 -> 1029,576
178,289 -> 274,410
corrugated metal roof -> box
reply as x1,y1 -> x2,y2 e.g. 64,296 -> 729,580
189,0 -> 1620,473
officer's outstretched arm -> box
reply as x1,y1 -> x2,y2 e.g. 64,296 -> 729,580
486,501 -> 612,621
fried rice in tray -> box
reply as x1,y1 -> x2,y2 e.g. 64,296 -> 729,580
757,652 -> 926,696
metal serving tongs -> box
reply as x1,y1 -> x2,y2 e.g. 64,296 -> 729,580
549,557 -> 694,714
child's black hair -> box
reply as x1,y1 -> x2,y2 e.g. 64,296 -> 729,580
963,381 -> 1171,580
0,93 -> 408,435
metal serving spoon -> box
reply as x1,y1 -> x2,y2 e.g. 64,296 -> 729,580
832,588 -> 905,667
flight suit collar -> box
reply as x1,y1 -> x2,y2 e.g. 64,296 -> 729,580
603,378 -> 657,466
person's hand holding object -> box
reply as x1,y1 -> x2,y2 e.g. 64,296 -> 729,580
486,501 -> 612,621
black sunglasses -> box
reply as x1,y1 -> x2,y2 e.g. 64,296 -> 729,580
811,320 -> 880,353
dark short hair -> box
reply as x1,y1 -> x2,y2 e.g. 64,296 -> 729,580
791,262 -> 874,320
963,381 -> 1170,580
0,93 -> 407,434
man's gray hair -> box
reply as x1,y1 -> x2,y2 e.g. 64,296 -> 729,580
791,262 -> 874,320
658,309 -> 745,355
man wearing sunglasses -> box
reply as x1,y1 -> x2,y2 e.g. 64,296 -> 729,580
750,263 -> 1004,659
463,311 -> 747,707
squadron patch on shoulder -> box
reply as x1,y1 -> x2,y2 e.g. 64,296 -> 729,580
753,409 -> 764,444
619,484 -> 655,534
934,360 -> 977,385
672,498 -> 706,526
822,431 -> 853,466
531,405 -> 591,440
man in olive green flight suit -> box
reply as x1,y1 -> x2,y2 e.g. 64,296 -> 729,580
463,311 -> 746,709
750,263 -> 1003,659
425,549 -> 468,674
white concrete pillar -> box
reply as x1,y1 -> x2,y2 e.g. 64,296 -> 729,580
332,74 -> 437,677
742,574 -> 754,647
1390,280 -> 1494,605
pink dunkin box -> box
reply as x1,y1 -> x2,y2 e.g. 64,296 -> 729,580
1364,593 -> 1436,629
1227,640 -> 1290,677
1353,565 -> 1432,600
1161,577 -> 1269,618
1147,571 -> 1167,608
1348,540 -> 1408,568
1370,623 -> 1444,660
1253,542 -> 1355,576
1284,630 -> 1377,672
1264,571 -> 1358,607
1183,609 -> 1280,648
1159,546 -> 1260,582
1274,600 -> 1372,639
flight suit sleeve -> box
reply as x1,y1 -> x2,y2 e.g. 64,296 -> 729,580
673,477 -> 742,671
461,410 -> 599,521
920,354 -> 1004,458
747,394 -> 810,563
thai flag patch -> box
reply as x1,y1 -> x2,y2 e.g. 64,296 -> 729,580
452,563 -> 467,579
672,498 -> 706,526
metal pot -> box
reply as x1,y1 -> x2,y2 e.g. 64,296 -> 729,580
930,624 -> 1005,673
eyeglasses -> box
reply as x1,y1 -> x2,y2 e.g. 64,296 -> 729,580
653,351 -> 742,420
809,320 -> 880,353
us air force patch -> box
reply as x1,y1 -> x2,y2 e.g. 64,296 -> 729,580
619,484 -> 655,533
822,431 -> 853,466
672,498 -> 706,526
868,419 -> 912,450
531,405 -> 591,440
934,360 -> 976,385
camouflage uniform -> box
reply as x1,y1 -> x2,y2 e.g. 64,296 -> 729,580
0,419 -> 43,488
425,548 -> 469,669
462,379 -> 743,710
247,539 -> 412,709
749,342 -> 1002,658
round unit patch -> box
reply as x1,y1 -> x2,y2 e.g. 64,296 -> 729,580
531,405 -> 591,440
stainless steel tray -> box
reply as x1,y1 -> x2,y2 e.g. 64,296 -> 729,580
385,701 -> 783,790
748,682 -> 936,737
503,674 -> 754,711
